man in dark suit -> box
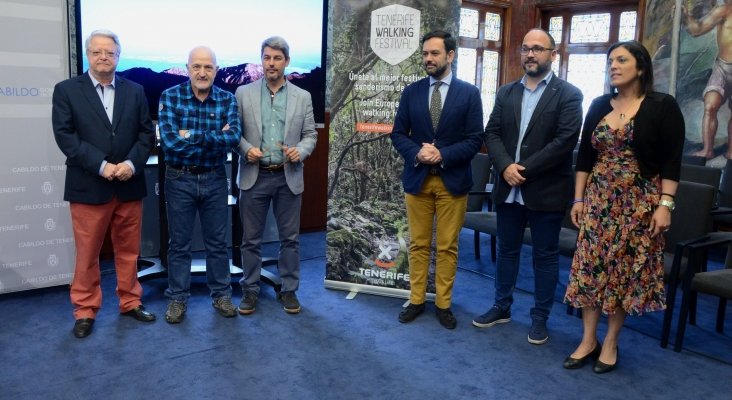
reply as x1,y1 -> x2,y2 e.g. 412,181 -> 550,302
391,30 -> 483,329
474,29 -> 583,344
52,30 -> 156,338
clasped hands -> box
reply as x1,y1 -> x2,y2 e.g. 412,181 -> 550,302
417,142 -> 442,165
246,144 -> 301,163
503,163 -> 526,187
102,162 -> 133,181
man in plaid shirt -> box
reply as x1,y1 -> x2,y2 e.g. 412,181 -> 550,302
158,46 -> 241,323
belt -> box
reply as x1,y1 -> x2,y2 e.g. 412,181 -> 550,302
259,163 -> 284,172
428,167 -> 441,175
166,164 -> 216,174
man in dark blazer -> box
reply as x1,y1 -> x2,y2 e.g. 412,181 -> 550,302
52,30 -> 156,338
474,29 -> 583,344
391,30 -> 483,329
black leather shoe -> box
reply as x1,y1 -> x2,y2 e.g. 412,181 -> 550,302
398,303 -> 425,323
563,341 -> 602,369
121,305 -> 156,322
73,318 -> 94,338
593,346 -> 619,374
435,306 -> 457,329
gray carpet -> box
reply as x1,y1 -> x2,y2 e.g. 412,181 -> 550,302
0,230 -> 730,399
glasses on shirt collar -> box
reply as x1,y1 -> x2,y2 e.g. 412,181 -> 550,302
519,46 -> 554,55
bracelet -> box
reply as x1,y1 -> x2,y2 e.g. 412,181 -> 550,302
572,198 -> 584,204
661,192 -> 675,199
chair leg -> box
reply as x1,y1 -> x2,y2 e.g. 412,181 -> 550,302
490,235 -> 497,262
674,248 -> 702,352
689,291 -> 698,326
717,298 -> 727,333
661,251 -> 684,348
473,231 -> 481,260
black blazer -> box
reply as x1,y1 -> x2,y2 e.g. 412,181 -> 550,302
575,92 -> 685,181
52,73 -> 154,204
484,76 -> 583,212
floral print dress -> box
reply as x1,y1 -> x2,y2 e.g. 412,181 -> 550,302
564,118 -> 666,315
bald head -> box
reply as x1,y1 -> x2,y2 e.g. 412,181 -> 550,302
188,46 -> 217,66
186,46 -> 218,98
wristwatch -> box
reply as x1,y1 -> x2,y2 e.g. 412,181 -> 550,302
659,199 -> 675,211
183,130 -> 191,139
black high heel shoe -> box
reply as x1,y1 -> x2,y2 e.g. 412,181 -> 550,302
562,341 -> 602,369
593,346 -> 619,374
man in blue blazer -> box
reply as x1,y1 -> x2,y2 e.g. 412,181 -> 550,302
475,29 -> 583,345
391,31 -> 483,329
52,30 -> 156,338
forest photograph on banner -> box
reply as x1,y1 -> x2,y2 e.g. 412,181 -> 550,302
325,0 -> 459,297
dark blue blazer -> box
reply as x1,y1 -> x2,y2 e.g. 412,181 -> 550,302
52,73 -> 154,204
484,76 -> 583,212
390,76 -> 484,195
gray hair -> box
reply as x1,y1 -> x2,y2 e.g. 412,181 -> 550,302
261,36 -> 290,60
84,29 -> 121,55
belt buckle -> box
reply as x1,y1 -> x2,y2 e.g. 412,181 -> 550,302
261,163 -> 284,171
428,167 -> 440,175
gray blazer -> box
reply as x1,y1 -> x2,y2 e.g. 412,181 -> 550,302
235,79 -> 317,194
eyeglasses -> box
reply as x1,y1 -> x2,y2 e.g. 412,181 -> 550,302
88,50 -> 118,58
520,46 -> 554,55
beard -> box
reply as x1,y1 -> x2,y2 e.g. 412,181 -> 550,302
523,59 -> 551,77
425,62 -> 448,78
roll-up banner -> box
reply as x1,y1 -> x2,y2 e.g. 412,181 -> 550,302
0,0 -> 74,294
325,0 -> 459,298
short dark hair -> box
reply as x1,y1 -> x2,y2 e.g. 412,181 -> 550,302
422,30 -> 456,53
526,28 -> 556,49
606,40 -> 654,95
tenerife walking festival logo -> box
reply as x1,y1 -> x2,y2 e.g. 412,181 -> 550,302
370,5 -> 421,65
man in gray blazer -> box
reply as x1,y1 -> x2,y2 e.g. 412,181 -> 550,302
235,36 -> 317,315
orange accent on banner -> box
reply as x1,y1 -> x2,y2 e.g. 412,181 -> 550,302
356,122 -> 393,133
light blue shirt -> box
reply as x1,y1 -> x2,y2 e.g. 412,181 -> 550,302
505,72 -> 553,204
88,72 -> 134,176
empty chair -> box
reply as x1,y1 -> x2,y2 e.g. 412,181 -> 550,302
660,181 -> 717,348
669,234 -> 732,352
681,154 -> 707,166
463,153 -> 498,261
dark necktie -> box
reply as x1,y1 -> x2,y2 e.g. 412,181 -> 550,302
430,81 -> 442,131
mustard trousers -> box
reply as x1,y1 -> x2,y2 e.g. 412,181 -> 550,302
404,175 -> 467,309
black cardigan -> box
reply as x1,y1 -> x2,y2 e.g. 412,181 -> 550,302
575,92 -> 685,181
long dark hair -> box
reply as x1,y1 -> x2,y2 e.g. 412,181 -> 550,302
606,40 -> 654,95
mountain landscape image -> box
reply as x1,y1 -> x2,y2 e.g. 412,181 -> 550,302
118,63 -> 325,122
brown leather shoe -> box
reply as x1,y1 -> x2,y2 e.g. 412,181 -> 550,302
73,318 -> 94,338
121,305 -> 156,322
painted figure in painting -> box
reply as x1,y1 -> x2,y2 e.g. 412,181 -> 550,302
682,0 -> 732,159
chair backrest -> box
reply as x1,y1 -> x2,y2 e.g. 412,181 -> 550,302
679,164 -> 721,204
467,152 -> 493,212
665,181 -> 716,252
718,159 -> 732,208
681,154 -> 707,166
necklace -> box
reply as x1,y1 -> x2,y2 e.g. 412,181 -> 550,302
613,96 -> 643,121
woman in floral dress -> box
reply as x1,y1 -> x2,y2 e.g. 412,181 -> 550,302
563,41 -> 685,374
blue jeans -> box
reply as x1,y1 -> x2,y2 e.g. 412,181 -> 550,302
494,202 -> 564,322
239,170 -> 302,294
164,165 -> 231,301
